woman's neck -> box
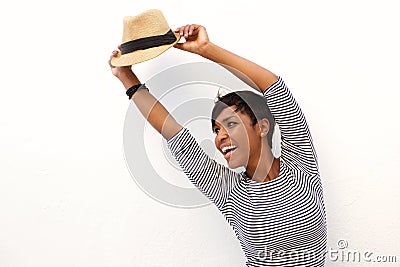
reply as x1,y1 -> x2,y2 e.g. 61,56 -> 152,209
245,147 -> 279,183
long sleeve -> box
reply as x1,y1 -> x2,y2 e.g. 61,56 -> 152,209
167,128 -> 241,210
263,77 -> 319,176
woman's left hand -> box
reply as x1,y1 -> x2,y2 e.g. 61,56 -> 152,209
174,24 -> 210,55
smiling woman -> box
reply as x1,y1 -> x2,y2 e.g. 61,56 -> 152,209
109,15 -> 327,266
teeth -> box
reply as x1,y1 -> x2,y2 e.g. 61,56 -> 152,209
222,145 -> 238,153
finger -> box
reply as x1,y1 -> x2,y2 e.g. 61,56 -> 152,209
188,24 -> 197,35
109,51 -> 119,67
177,26 -> 184,36
183,24 -> 191,37
190,24 -> 202,36
173,43 -> 184,50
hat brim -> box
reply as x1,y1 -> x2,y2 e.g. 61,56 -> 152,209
111,32 -> 180,67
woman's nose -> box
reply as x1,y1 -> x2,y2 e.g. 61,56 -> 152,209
216,127 -> 229,143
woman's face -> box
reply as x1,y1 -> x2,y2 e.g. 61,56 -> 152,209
213,106 -> 262,169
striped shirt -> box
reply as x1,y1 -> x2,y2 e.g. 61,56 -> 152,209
167,77 -> 327,266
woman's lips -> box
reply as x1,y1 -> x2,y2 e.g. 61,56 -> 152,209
224,147 -> 237,160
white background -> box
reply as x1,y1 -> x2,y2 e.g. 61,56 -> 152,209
1,0 -> 399,266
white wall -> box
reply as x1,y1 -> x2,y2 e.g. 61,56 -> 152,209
1,0 -> 399,266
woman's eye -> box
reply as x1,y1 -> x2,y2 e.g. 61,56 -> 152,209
227,122 -> 237,128
213,128 -> 220,134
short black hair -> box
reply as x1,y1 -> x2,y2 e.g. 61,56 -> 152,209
211,90 -> 275,148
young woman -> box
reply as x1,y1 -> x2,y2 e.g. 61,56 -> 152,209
109,24 -> 327,266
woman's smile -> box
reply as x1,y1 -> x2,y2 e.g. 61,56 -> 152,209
222,144 -> 238,160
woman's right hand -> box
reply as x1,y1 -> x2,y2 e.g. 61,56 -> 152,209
174,24 -> 210,55
109,48 -> 141,89
109,49 -> 132,78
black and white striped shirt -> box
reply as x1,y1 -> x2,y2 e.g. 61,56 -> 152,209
167,77 -> 327,266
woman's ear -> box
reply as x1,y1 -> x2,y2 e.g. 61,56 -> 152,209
258,118 -> 270,138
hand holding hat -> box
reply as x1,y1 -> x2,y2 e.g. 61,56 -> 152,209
173,24 -> 210,55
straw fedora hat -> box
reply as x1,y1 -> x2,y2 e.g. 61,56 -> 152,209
111,9 -> 180,66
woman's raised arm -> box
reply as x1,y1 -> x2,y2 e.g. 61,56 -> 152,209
174,24 -> 278,92
109,51 -> 183,140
